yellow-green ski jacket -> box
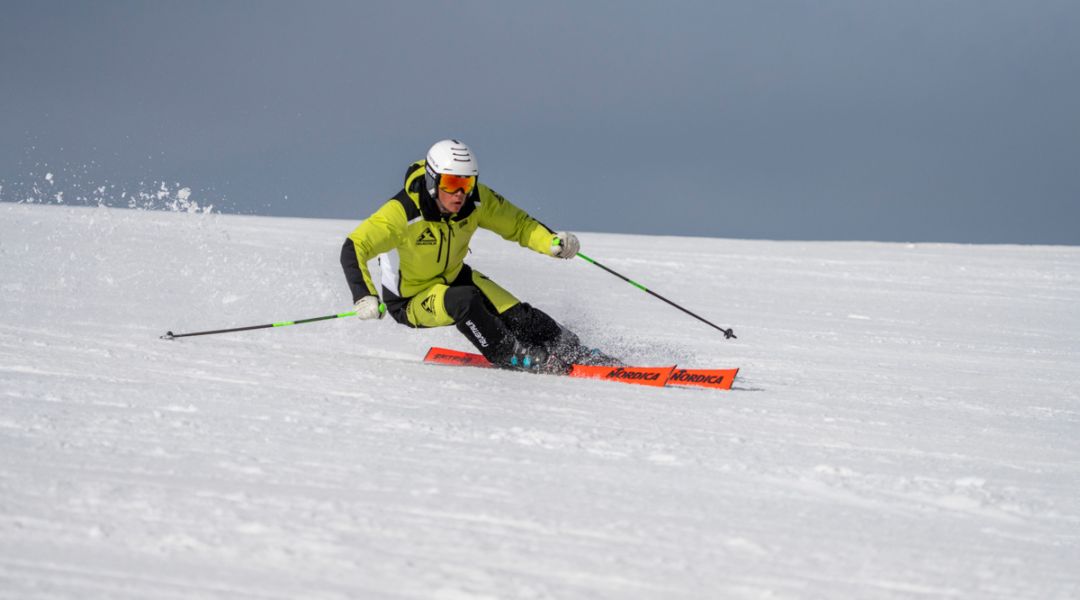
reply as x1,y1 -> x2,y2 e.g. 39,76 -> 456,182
341,160 -> 556,304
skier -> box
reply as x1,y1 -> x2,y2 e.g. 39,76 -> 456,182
340,139 -> 612,373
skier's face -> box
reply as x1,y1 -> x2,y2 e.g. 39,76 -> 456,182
436,187 -> 467,214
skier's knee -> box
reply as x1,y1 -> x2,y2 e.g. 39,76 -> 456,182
499,302 -> 527,323
443,285 -> 485,323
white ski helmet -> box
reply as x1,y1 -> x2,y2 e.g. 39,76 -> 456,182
425,139 -> 478,196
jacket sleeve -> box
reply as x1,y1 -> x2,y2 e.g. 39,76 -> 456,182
341,200 -> 408,302
475,185 -> 556,256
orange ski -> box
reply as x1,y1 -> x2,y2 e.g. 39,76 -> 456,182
425,347 -> 674,387
423,347 -> 735,390
567,364 -> 675,387
423,347 -> 494,367
666,367 -> 739,390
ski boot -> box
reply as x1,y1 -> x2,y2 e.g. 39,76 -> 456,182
502,340 -> 571,375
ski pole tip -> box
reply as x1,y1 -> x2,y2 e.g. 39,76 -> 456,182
160,331 -> 175,340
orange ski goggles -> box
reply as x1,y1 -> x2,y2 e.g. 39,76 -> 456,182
438,173 -> 477,195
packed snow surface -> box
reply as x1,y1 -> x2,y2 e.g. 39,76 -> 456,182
1,203 -> 1079,599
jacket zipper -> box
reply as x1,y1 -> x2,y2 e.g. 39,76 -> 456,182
443,222 -> 453,273
435,222 -> 453,283
436,226 -> 443,264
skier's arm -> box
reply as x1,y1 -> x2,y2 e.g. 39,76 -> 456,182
475,185 -> 557,256
341,201 -> 407,302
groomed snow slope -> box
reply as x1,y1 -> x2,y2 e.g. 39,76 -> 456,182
1,203 -> 1078,599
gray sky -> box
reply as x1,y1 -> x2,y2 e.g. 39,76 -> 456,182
3,0 -> 1079,244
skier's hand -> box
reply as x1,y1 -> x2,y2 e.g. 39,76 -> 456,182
551,232 -> 580,259
353,296 -> 385,320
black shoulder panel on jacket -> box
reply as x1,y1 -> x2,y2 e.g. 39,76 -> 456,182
390,189 -> 421,221
404,161 -> 424,184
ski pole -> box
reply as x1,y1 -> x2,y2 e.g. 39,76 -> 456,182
160,303 -> 385,340
575,251 -> 737,339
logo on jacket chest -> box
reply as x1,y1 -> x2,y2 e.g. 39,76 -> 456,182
416,229 -> 437,246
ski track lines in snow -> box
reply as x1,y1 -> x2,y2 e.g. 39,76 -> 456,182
1,203 -> 1079,599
